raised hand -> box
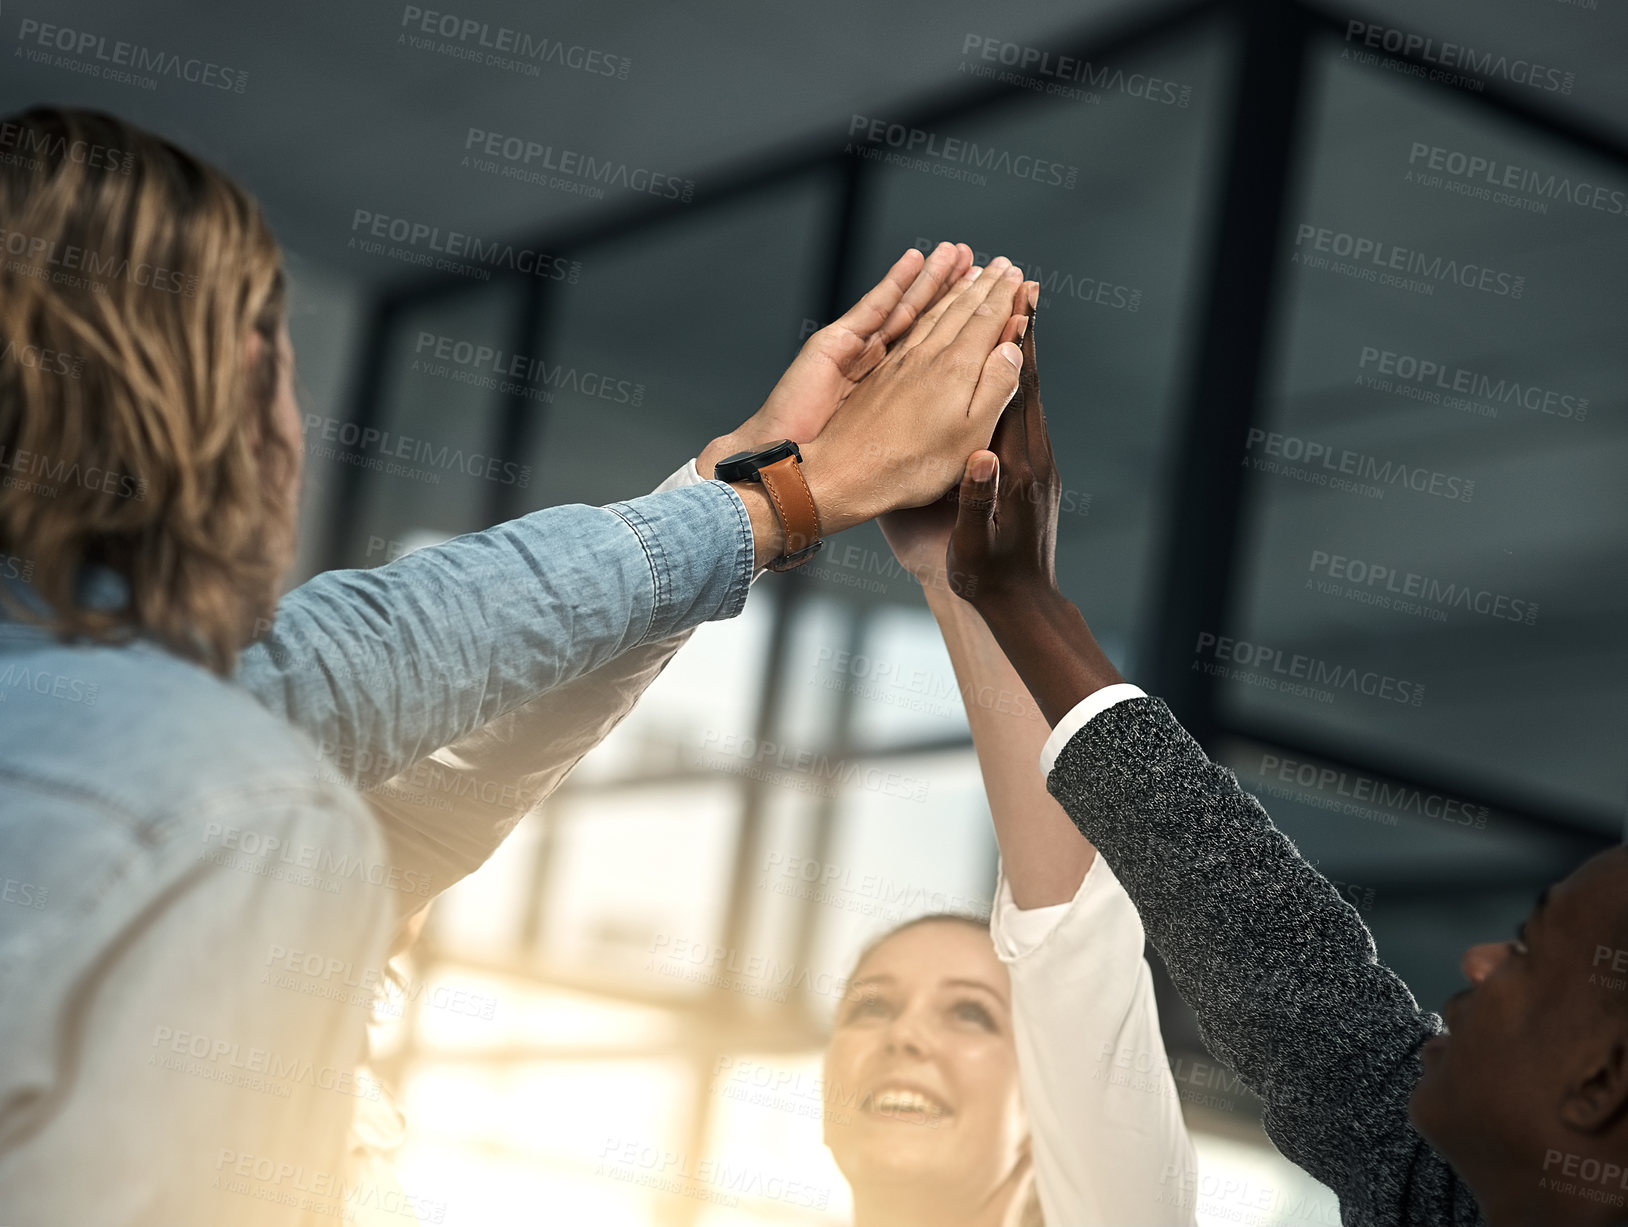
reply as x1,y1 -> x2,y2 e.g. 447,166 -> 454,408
879,277 -> 1035,587
699,243 -> 973,476
945,299 -> 1062,608
798,257 -> 1032,533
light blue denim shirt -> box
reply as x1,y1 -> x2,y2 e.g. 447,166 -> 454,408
0,477 -> 754,1226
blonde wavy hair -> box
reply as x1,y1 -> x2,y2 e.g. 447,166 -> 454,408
0,106 -> 294,675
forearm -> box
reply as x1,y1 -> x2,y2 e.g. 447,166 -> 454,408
366,627 -> 693,908
238,480 -> 753,791
922,582 -> 1096,908
1043,695 -> 1448,1213
975,587 -> 1123,728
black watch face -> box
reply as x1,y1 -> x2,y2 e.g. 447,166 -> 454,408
714,439 -> 800,482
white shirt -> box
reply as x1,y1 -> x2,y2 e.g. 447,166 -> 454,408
992,854 -> 1196,1226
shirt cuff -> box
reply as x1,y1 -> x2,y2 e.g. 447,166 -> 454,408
669,457 -> 768,584
653,459 -> 704,493
1039,683 -> 1147,776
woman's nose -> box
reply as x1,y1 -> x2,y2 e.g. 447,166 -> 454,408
884,1009 -> 932,1057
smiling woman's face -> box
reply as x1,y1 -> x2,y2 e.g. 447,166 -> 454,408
822,919 -> 1027,1206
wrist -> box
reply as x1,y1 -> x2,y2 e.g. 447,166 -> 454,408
973,582 -> 1071,637
921,567 -> 971,607
795,437 -> 869,536
697,433 -> 746,481
729,479 -> 785,572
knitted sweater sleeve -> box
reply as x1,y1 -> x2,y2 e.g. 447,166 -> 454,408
1044,696 -> 1484,1227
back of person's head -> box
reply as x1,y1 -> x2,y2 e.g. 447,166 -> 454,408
0,106 -> 292,675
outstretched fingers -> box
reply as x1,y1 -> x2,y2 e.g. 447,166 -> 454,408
833,246 -> 925,342
892,259 -> 980,355
940,262 -> 1026,372
837,242 -> 969,348
909,257 -> 1015,354
874,242 -> 973,344
1017,302 -> 1055,464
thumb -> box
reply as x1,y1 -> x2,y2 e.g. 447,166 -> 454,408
956,450 -> 1000,525
948,450 -> 999,601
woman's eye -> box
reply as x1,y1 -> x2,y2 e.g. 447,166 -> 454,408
843,995 -> 892,1022
952,1000 -> 997,1030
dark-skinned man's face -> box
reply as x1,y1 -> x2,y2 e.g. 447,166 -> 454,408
1410,847 -> 1628,1201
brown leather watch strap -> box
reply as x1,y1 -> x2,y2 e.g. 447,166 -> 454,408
756,453 -> 823,572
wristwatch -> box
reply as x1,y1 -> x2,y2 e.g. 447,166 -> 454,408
712,440 -> 824,572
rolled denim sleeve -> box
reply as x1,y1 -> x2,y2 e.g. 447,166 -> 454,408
237,480 -> 754,792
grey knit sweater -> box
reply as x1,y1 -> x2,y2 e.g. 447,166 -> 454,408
1045,696 -> 1483,1227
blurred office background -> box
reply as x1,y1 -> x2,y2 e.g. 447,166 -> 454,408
6,0 -> 1625,1222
